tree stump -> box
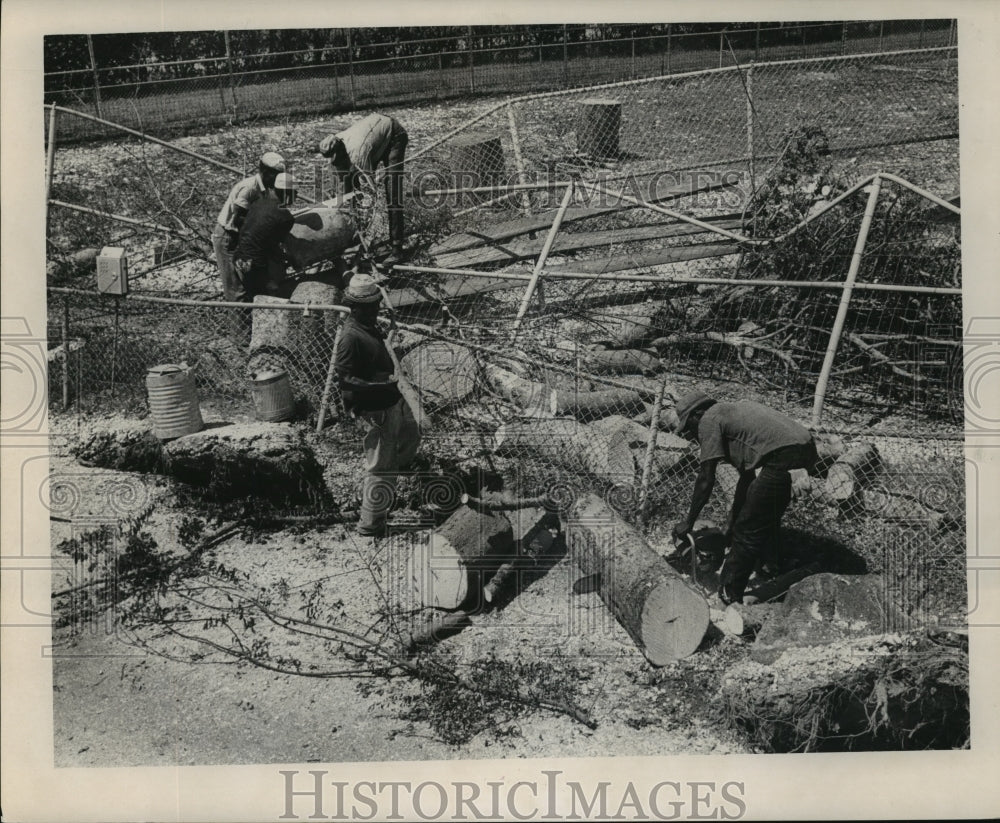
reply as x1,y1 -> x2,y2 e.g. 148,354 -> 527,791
290,280 -> 342,383
249,296 -> 294,378
566,493 -> 710,664
577,98 -> 621,158
449,132 -> 506,205
409,505 -> 515,611
751,573 -> 904,664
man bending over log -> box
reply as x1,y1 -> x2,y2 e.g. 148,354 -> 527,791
334,273 -> 421,538
318,113 -> 409,266
212,151 -> 285,303
671,391 -> 818,605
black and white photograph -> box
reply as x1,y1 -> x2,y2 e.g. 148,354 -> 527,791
2,1 -> 998,820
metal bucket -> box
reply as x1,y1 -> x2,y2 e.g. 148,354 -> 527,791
146,363 -> 204,440
251,370 -> 295,422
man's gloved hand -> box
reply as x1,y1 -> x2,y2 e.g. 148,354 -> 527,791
225,230 -> 240,253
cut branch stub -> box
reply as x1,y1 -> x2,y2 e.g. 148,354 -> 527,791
565,493 -> 710,665
402,340 -> 480,409
825,443 -> 881,501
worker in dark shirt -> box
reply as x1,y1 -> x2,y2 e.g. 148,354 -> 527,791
333,272 -> 421,537
232,172 -> 298,300
671,391 -> 819,604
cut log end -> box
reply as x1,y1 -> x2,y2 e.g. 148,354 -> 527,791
407,536 -> 469,612
640,579 -> 711,665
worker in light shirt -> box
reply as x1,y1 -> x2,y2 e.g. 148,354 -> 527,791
318,114 -> 409,265
212,151 -> 285,303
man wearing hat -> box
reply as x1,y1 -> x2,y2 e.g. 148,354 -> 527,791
334,272 -> 421,537
212,151 -> 286,303
318,113 -> 409,265
232,172 -> 298,300
671,391 -> 819,604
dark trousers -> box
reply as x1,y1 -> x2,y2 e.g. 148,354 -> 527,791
719,466 -> 792,603
383,128 -> 408,250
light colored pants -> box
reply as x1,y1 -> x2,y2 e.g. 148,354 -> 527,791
358,398 -> 421,531
211,223 -> 244,302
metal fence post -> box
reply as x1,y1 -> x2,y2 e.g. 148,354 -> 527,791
841,21 -> 848,54
346,29 -> 357,107
949,19 -> 956,47
223,31 -> 237,116
86,35 -> 103,119
754,23 -> 761,62
666,24 -> 672,74
719,31 -> 725,68
919,19 -> 925,48
811,176 -> 883,427
746,65 -> 755,193
62,297 -> 71,410
468,26 -> 475,93
878,21 -> 885,51
45,103 -> 58,232
631,30 -> 637,78
563,25 -> 569,88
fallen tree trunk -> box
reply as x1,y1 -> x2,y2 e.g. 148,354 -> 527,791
481,364 -> 556,415
584,348 -> 662,376
565,493 -> 710,664
551,386 -> 646,422
495,419 -> 637,486
162,422 -> 330,505
825,443 -> 881,501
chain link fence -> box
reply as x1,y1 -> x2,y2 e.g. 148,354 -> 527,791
45,37 -> 964,628
44,21 -> 955,143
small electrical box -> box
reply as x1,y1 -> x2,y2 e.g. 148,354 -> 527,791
96,246 -> 129,295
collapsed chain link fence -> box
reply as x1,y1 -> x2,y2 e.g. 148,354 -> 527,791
45,39 -> 964,628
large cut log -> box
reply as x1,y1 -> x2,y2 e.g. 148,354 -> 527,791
400,340 -> 480,409
565,494 -> 710,664
481,364 -> 556,415
284,206 -> 358,269
289,280 -> 342,380
577,98 -> 621,158
551,386 -> 646,422
162,422 -> 329,504
751,573 -> 906,664
584,348 -> 661,376
825,443 -> 881,501
430,171 -> 739,256
495,419 -> 637,486
409,505 -> 515,611
720,634 -> 969,752
383,329 -> 432,435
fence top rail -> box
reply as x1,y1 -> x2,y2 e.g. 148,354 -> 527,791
502,44 -> 955,106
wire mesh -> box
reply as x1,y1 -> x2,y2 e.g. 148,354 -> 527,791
44,34 -> 964,629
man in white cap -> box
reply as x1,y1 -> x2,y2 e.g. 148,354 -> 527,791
333,272 -> 420,537
671,390 -> 818,604
231,172 -> 298,300
212,151 -> 286,302
318,114 -> 409,265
